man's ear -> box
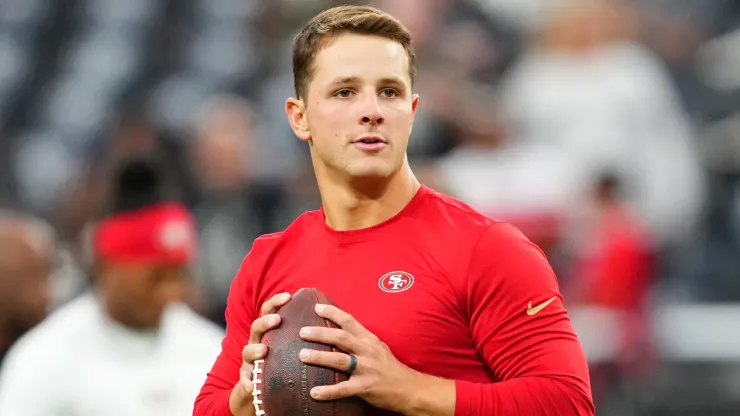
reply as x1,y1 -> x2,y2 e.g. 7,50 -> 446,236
409,93 -> 420,135
285,97 -> 311,142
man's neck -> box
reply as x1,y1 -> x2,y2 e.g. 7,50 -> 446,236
95,290 -> 161,335
320,164 -> 420,231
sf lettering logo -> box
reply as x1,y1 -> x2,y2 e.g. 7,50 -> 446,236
378,271 -> 414,293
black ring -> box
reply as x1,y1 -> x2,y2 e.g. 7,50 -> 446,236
346,354 -> 358,374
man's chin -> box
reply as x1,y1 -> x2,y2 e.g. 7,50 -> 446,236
346,163 -> 394,181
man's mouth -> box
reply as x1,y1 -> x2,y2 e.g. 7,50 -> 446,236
355,136 -> 386,144
353,136 -> 387,151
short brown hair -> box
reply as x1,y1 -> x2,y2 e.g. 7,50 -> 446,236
291,5 -> 416,100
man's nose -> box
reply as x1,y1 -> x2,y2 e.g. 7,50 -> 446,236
359,95 -> 384,126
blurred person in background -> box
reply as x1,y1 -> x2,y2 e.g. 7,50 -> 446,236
0,211 -> 55,367
409,0 -> 579,253
379,0 -> 521,162
435,103 -> 584,256
0,157 -> 224,416
187,94 -> 292,326
54,108 -> 163,251
50,108 -> 190,307
565,173 -> 657,410
499,0 -> 706,248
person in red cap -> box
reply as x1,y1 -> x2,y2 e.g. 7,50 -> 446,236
0,157 -> 224,416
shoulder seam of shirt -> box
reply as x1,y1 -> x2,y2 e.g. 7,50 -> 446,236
252,210 -> 321,245
425,188 -> 480,217
254,231 -> 283,242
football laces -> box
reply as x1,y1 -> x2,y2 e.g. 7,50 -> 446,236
252,359 -> 265,416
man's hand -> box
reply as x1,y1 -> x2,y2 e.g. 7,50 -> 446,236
298,304 -> 439,414
228,292 -> 291,416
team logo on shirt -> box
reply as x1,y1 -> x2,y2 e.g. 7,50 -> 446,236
378,271 -> 414,293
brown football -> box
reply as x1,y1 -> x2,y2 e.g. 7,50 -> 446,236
252,288 -> 374,416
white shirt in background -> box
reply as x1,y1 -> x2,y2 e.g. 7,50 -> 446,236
499,43 -> 707,245
0,292 -> 225,416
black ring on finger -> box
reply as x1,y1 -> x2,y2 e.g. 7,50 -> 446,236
346,354 -> 358,375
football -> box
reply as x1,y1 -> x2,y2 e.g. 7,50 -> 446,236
252,288 -> 373,416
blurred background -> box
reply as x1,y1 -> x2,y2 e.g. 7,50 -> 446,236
0,0 -> 738,414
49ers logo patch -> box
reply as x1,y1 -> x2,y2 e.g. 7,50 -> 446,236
378,271 -> 414,293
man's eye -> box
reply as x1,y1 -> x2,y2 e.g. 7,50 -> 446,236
335,89 -> 353,98
380,89 -> 398,98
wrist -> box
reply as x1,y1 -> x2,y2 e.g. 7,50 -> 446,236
229,383 -> 254,416
400,370 -> 456,416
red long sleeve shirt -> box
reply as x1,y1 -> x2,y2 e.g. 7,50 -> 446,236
194,185 -> 594,416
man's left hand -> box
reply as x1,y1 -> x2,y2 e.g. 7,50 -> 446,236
298,303 -> 420,412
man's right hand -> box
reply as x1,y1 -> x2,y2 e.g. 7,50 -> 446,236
229,292 -> 292,415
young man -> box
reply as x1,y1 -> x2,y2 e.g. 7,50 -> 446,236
194,5 -> 594,416
0,158 -> 225,416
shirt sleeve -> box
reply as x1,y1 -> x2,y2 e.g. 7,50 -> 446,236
0,335 -> 62,416
455,222 -> 594,416
193,254 -> 258,416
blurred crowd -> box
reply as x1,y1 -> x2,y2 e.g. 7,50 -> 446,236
1,0 -> 740,415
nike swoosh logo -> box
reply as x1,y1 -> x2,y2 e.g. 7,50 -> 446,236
527,297 -> 557,316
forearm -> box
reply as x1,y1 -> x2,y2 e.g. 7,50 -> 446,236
454,376 -> 594,416
402,373 -> 593,416
401,371 -> 455,416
